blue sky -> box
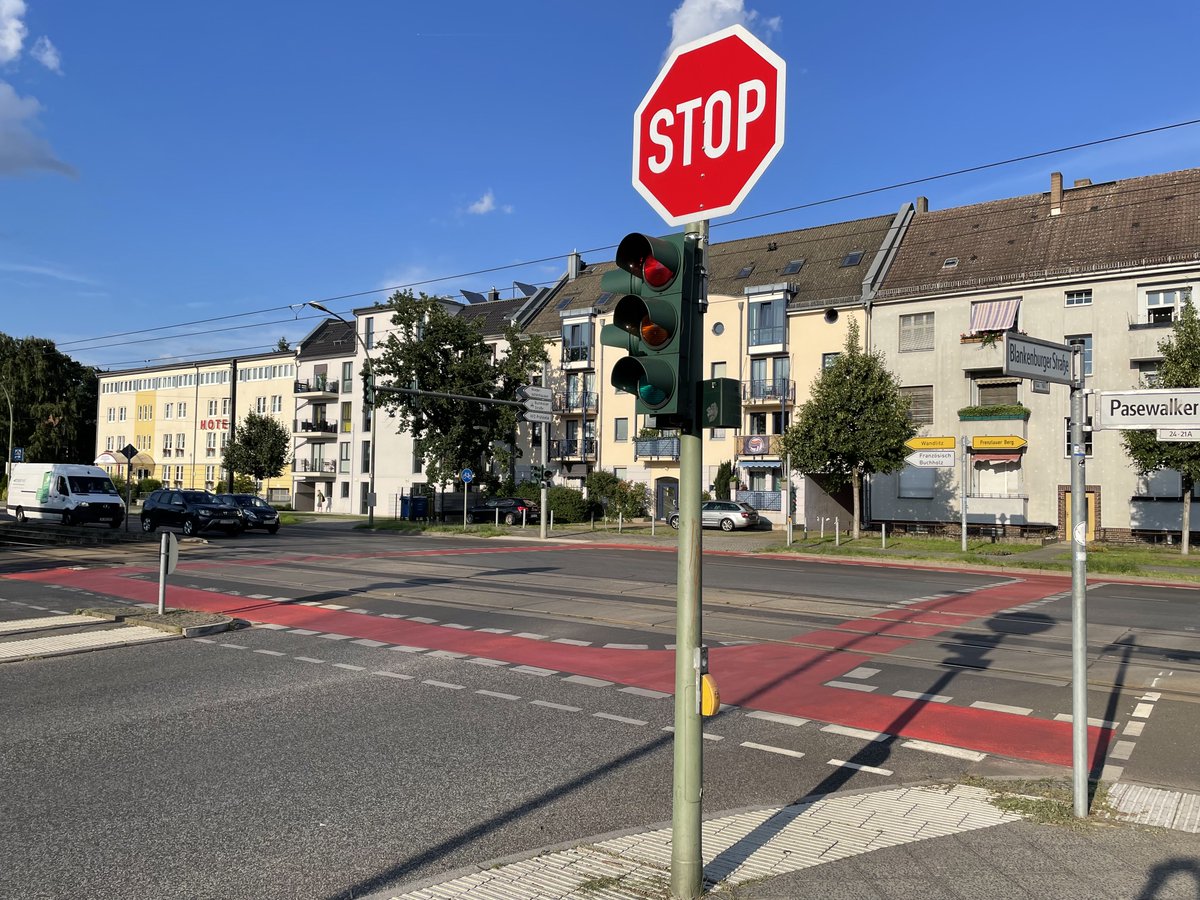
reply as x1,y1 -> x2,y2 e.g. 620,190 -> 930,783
3,0 -> 1200,369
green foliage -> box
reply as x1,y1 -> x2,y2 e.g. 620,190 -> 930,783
0,333 -> 99,464
958,404 -> 1030,419
585,469 -> 648,518
374,292 -> 547,491
220,412 -> 291,481
713,460 -> 734,500
545,485 -> 597,523
138,477 -> 162,495
215,474 -> 257,494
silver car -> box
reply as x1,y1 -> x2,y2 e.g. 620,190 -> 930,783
668,500 -> 760,532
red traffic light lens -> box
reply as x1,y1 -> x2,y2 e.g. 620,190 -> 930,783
641,254 -> 674,288
639,316 -> 670,348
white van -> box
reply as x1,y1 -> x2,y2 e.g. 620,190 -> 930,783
6,463 -> 126,528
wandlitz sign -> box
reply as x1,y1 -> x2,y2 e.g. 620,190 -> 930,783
1003,333 -> 1074,385
1095,389 -> 1200,430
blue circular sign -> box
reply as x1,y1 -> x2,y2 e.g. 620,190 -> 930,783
460,467 -> 474,484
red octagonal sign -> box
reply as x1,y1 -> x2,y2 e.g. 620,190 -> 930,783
633,24 -> 785,226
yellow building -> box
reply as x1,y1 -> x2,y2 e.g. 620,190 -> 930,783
95,351 -> 296,501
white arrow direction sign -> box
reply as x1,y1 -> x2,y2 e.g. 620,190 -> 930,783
522,410 -> 553,424
523,398 -> 553,413
517,385 -> 552,402
905,449 -> 955,468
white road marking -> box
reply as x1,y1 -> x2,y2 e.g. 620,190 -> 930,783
970,701 -> 1033,716
289,629 -> 321,636
604,643 -> 649,650
220,643 -> 247,650
390,645 -> 428,653
552,638 -> 591,647
821,724 -> 889,742
333,663 -> 365,671
531,700 -> 581,712
824,681 -> 878,693
27,605 -> 46,611
901,740 -> 986,761
373,671 -> 414,680
564,675 -> 613,688
441,623 -> 472,630
742,742 -> 805,759
514,632 -> 548,640
409,616 -> 437,624
593,712 -> 648,726
476,690 -> 521,701
476,627 -> 511,634
320,604 -> 348,610
1123,721 -> 1145,737
352,639 -> 388,648
746,711 -> 809,728
253,649 -> 286,657
663,727 -> 723,742
297,601 -> 322,606
1109,740 -> 1137,761
466,657 -> 508,667
247,594 -> 272,600
427,650 -> 469,659
319,633 -> 353,641
253,623 -> 290,631
512,665 -> 557,677
620,687 -> 671,699
1139,692 -> 1162,702
193,638 -> 215,644
294,657 -> 325,664
894,690 -> 952,704
827,759 -> 893,776
380,613 -> 407,619
423,680 -> 465,690
1055,713 -> 1121,728
843,667 -> 881,680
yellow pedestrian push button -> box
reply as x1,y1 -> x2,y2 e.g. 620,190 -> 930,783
701,673 -> 720,717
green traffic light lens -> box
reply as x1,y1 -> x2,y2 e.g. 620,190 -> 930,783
638,380 -> 666,407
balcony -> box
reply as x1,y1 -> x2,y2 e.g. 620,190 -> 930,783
291,458 -> 337,479
293,419 -> 338,441
634,436 -> 680,461
748,324 -> 786,355
561,343 -> 593,369
742,378 -> 795,405
1128,319 -> 1172,363
294,377 -> 339,399
550,438 -> 597,461
553,391 -> 598,415
959,334 -> 1005,371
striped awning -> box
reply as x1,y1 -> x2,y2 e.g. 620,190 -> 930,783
972,452 -> 1022,463
969,298 -> 1021,334
740,459 -> 779,469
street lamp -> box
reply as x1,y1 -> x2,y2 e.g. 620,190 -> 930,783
308,302 -> 378,526
0,382 -> 11,482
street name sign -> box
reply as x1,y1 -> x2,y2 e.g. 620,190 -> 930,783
522,410 -> 553,424
517,385 -> 552,402
633,24 -> 785,225
905,449 -> 955,468
1003,333 -> 1074,385
905,436 -> 955,451
1094,388 -> 1200,430
1158,428 -> 1200,442
523,398 -> 553,413
972,435 -> 1027,450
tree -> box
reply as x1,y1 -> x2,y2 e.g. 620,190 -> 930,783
0,333 -> 98,466
585,470 -> 649,519
777,317 -> 915,539
276,337 -> 291,351
713,460 -> 734,500
1121,296 -> 1200,554
374,291 -> 547,492
221,412 -> 290,484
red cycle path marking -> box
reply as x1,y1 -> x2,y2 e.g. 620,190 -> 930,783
7,566 -> 1110,769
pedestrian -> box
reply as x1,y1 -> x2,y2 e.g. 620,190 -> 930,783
316,490 -> 325,513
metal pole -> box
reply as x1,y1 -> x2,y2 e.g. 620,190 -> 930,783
540,361 -> 550,541
158,532 -> 168,615
961,435 -> 969,552
1,383 -> 12,483
785,449 -> 793,546
671,220 -> 706,900
1069,352 -> 1090,817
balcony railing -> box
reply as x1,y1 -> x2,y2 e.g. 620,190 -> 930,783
292,459 -> 337,474
561,344 -> 593,366
553,391 -> 599,414
742,378 -> 795,404
634,437 -> 680,460
294,377 -> 338,395
736,489 -> 782,511
293,419 -> 338,434
551,438 -> 597,460
748,325 -> 786,347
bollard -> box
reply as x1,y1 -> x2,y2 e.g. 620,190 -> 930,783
550,510 -> 554,532
820,517 -> 826,540
494,508 -> 500,526
618,512 -> 623,534
835,517 -> 840,547
591,513 -> 595,532
882,522 -> 887,550
522,509 -> 527,529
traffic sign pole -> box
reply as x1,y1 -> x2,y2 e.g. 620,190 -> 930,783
539,362 -> 550,542
1069,347 -> 1089,817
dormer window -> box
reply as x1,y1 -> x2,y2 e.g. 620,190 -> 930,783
942,257 -> 959,269
736,264 -> 754,278
839,250 -> 864,267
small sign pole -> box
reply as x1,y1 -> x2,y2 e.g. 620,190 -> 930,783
1069,347 -> 1090,817
961,436 -> 969,552
158,533 -> 169,615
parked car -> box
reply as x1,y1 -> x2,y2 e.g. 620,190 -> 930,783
216,493 -> 281,534
5,463 -> 125,528
465,497 -> 539,525
668,500 -> 760,532
140,489 -> 245,537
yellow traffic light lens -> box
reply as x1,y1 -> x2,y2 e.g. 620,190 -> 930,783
639,316 -> 669,348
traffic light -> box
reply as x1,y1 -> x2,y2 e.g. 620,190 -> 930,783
541,469 -> 554,489
530,464 -> 544,485
599,231 -> 702,428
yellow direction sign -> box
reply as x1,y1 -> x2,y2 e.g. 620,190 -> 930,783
972,435 -> 1027,450
905,436 -> 956,451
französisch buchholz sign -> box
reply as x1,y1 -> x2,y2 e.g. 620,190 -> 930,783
1003,333 -> 1073,385
1093,388 -> 1200,430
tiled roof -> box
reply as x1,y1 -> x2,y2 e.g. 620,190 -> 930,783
876,167 -> 1200,300
298,319 -> 355,360
458,295 -> 527,337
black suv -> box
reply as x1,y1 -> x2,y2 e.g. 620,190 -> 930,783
140,489 -> 244,537
216,493 -> 281,534
465,497 -> 539,525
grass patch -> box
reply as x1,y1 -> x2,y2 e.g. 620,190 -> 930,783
577,875 -> 624,892
356,520 -> 513,538
962,776 -> 1114,828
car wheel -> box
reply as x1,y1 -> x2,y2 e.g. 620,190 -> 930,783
669,515 -> 680,530
267,524 -> 280,534
504,513 -> 517,526
61,510 -> 73,527
141,516 -> 154,533
720,518 -> 735,532
181,518 -> 197,537
465,513 -> 475,524
14,507 -> 25,524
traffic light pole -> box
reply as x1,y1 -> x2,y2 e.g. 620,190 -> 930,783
671,220 -> 706,900
540,361 -> 550,541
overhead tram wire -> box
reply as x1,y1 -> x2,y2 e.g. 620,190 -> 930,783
55,116 -> 1200,354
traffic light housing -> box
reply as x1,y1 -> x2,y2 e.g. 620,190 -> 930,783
599,231 -> 702,428
541,469 -> 554,489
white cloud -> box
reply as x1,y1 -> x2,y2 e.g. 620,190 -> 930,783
665,0 -> 781,58
30,35 -> 60,73
0,259 -> 94,283
0,80 -> 75,175
468,189 -> 496,215
0,0 -> 26,65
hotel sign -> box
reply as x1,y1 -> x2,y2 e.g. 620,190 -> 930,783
1094,389 -> 1200,431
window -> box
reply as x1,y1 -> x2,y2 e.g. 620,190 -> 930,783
839,250 -> 864,267
207,399 -> 218,416
205,465 -> 215,484
781,259 -> 804,275
1064,417 -> 1093,458
821,352 -> 840,370
1066,289 -> 1092,307
364,317 -> 375,350
105,436 -> 114,451
206,433 -> 217,456
339,441 -> 351,474
613,467 -> 627,481
899,385 -> 933,425
107,407 -> 115,423
973,457 -> 1022,496
976,378 -> 1020,405
1137,469 -> 1181,498
163,434 -> 173,451
412,440 -> 423,474
341,402 -> 352,433
118,407 -> 127,422
562,321 -> 592,363
968,298 -> 1020,334
340,481 -> 350,499
271,395 -> 282,413
748,299 -> 785,347
164,403 -> 173,419
342,361 -> 353,393
942,257 -> 959,269
1144,286 -> 1191,323
1066,334 -> 1092,377
362,403 -> 372,430
749,412 -> 767,435
1137,361 -> 1160,386
899,312 -> 934,351
178,402 -> 187,419
735,264 -> 754,278
256,396 -> 267,414
615,418 -> 629,442
711,361 -> 726,379
899,465 -> 936,499
361,440 -> 371,473
222,398 -> 230,415
175,433 -> 186,453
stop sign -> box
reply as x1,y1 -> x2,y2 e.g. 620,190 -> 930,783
632,25 -> 785,226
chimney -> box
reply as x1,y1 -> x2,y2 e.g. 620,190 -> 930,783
1073,178 -> 1092,188
567,250 -> 583,281
1050,172 -> 1063,216
488,287 -> 500,303
915,196 -> 928,213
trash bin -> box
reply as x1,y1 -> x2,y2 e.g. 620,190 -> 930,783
400,496 -> 411,519
410,495 -> 428,521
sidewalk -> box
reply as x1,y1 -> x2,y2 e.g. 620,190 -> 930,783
382,782 -> 1200,900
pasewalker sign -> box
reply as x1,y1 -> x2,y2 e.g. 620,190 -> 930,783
1093,388 -> 1200,430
